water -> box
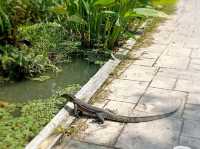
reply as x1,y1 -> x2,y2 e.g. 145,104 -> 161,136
0,59 -> 100,102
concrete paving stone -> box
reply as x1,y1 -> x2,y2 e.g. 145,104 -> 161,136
128,49 -> 146,59
175,79 -> 200,93
191,49 -> 200,58
189,63 -> 200,71
140,51 -> 161,59
182,119 -> 200,139
159,68 -> 200,81
178,70 -> 200,81
190,58 -> 200,64
77,119 -> 124,146
187,93 -> 200,105
183,104 -> 200,121
185,38 -> 200,49
155,55 -> 190,69
93,99 -> 110,108
164,46 -> 192,57
133,58 -> 156,67
140,44 -> 167,54
189,59 -> 200,71
115,118 -> 182,149
157,23 -> 176,32
55,138 -> 114,149
135,87 -> 186,117
150,75 -> 177,90
179,136 -> 200,149
153,31 -> 172,45
105,79 -> 148,103
120,65 -> 157,81
104,100 -> 135,116
170,35 -> 188,47
157,67 -> 180,79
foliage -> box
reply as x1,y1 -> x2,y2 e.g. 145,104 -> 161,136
0,84 -> 80,149
51,0 -> 168,50
0,44 -> 55,80
18,22 -> 80,55
151,0 -> 177,14
0,22 -> 81,80
0,0 -> 63,37
0,1 -> 11,36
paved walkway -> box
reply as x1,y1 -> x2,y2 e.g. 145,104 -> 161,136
55,0 -> 200,148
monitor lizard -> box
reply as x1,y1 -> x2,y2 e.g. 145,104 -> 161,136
61,93 -> 179,124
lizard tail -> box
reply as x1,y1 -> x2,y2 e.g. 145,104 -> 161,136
107,108 -> 178,123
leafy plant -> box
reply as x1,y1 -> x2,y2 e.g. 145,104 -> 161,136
0,22 -> 81,80
51,0 -> 168,51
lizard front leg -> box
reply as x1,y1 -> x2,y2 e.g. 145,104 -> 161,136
73,103 -> 82,118
96,112 -> 105,124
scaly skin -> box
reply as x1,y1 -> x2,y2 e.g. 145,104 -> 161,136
61,94 -> 179,124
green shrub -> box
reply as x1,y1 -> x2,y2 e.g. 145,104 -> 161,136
52,0 -> 168,50
18,23 -> 67,53
0,22 -> 81,80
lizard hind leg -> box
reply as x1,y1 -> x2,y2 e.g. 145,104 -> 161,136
96,112 -> 105,124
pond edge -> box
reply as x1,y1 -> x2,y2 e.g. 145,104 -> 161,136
26,21 -> 148,149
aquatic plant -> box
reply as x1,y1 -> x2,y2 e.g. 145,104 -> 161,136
0,84 -> 80,149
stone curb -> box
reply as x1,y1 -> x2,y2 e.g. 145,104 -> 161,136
26,21 -> 149,149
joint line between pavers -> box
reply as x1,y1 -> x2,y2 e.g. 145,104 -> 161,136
177,94 -> 189,144
188,48 -> 194,59
73,138 -> 120,149
133,66 -> 161,109
105,98 -> 140,105
112,122 -> 126,147
152,32 -> 177,67
181,134 -> 200,141
178,119 -> 185,145
172,78 -> 179,90
118,78 -> 149,83
186,57 -> 192,70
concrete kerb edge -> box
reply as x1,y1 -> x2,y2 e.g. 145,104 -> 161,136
26,21 -> 149,149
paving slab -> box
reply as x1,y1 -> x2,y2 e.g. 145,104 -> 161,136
188,58 -> 200,71
133,58 -> 156,67
139,44 -> 167,54
135,87 -> 186,118
120,65 -> 157,81
182,119 -> 200,139
115,118 -> 182,149
105,79 -> 148,103
157,67 -> 180,79
175,79 -> 200,93
191,49 -> 200,58
155,55 -> 190,69
153,31 -> 172,45
104,100 -> 135,116
179,136 -> 200,149
55,138 -> 114,149
184,38 -> 200,49
163,46 -> 192,57
150,75 -> 177,90
76,120 -> 124,146
187,93 -> 200,105
183,104 -> 200,121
